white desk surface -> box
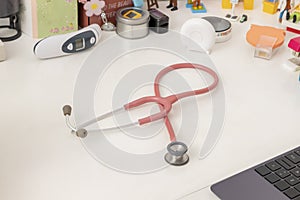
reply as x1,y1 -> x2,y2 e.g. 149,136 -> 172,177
1,0 -> 300,200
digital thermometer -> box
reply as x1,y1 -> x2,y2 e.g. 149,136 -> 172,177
34,24 -> 102,59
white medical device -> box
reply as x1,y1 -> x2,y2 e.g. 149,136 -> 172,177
180,18 -> 216,54
33,24 -> 102,59
202,16 -> 232,43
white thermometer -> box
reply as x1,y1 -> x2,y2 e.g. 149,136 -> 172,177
34,24 -> 102,59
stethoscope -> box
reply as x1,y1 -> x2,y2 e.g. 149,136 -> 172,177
63,63 -> 219,166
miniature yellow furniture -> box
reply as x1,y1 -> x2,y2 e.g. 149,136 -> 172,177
222,0 -> 254,10
244,0 -> 254,9
263,1 -> 279,14
222,0 -> 232,9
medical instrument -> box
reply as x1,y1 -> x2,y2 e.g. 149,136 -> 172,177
0,39 -> 5,61
165,141 -> 189,166
180,18 -> 216,54
63,63 -> 218,165
116,7 -> 150,39
202,16 -> 232,43
33,24 -> 102,59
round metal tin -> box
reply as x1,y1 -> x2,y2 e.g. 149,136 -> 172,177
116,7 -> 150,39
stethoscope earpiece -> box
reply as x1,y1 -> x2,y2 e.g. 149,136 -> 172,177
164,141 -> 189,166
62,105 -> 88,138
63,105 -> 72,116
76,129 -> 88,138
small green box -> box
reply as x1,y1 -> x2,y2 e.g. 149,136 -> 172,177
21,0 -> 78,38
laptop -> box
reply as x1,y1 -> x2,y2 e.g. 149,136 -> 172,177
211,146 -> 300,200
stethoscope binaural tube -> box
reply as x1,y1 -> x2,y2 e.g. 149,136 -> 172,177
62,105 -> 139,138
154,63 -> 219,142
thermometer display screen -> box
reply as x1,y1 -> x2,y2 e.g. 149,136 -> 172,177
75,38 -> 84,50
61,30 -> 96,54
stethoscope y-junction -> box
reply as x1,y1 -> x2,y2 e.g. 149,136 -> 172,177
63,63 -> 219,166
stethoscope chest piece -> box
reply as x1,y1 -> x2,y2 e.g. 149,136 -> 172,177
164,141 -> 189,166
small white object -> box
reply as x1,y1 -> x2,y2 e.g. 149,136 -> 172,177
33,24 -> 102,59
90,37 -> 96,44
284,58 -> 300,71
0,39 -> 6,61
225,0 -> 239,22
254,35 -> 277,60
67,43 -> 73,51
180,18 -> 216,54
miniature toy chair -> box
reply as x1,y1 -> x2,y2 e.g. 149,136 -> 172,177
286,36 -> 300,71
246,24 -> 285,59
147,0 -> 159,10
288,36 -> 300,57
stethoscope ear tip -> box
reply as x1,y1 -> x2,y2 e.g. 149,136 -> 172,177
63,105 -> 72,116
164,141 -> 189,166
76,129 -> 88,138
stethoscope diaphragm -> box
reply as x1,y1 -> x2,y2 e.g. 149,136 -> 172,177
164,141 -> 189,166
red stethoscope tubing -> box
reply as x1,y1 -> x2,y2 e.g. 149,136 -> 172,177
124,63 -> 219,141
154,63 -> 219,141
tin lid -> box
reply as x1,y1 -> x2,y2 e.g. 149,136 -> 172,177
116,7 -> 150,25
202,16 -> 231,33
